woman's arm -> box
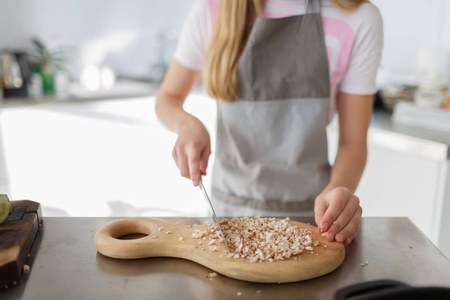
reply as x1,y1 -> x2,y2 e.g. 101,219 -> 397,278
155,61 -> 210,186
314,91 -> 373,244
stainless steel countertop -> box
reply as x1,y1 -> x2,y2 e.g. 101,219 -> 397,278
2,217 -> 450,300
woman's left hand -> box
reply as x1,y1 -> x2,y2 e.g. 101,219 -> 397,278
314,187 -> 362,244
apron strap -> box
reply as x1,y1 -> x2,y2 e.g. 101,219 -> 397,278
306,0 -> 320,14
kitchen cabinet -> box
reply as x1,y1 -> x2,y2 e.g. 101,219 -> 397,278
328,110 -> 450,259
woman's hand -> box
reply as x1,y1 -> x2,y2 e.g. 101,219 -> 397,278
172,118 -> 211,186
314,187 -> 362,244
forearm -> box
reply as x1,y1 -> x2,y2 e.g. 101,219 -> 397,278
154,61 -> 202,135
322,142 -> 367,194
155,93 -> 199,134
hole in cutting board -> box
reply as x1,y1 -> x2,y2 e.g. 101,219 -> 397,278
116,233 -> 148,240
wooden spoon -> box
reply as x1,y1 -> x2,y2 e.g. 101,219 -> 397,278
95,218 -> 345,283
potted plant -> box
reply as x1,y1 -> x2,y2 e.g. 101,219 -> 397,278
29,38 -> 70,95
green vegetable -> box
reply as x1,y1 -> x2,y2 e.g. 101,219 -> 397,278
0,194 -> 11,224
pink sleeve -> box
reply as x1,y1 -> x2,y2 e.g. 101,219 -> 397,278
173,0 -> 211,71
338,5 -> 383,95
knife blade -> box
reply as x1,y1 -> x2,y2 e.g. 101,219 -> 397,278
199,177 -> 230,253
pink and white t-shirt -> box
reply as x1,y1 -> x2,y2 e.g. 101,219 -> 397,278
174,0 -> 383,116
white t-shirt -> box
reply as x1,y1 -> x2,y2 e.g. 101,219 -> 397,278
174,0 -> 383,116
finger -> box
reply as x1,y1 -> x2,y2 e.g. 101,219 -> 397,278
345,217 -> 362,245
175,147 -> 190,179
186,145 -> 201,186
326,195 -> 360,240
344,228 -> 359,245
320,188 -> 351,232
199,145 -> 211,176
334,206 -> 362,243
314,196 -> 328,231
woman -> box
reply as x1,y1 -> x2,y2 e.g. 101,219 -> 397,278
155,0 -> 383,244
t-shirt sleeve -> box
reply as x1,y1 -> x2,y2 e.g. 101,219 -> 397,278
338,4 -> 383,95
173,0 -> 210,71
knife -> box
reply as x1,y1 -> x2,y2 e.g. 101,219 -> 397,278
199,177 -> 230,253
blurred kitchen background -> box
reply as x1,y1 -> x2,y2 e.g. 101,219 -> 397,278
0,0 -> 450,257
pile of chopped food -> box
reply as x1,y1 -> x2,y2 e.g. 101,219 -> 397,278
192,217 -> 314,263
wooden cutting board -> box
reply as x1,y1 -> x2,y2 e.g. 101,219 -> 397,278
95,218 -> 345,283
0,200 -> 42,287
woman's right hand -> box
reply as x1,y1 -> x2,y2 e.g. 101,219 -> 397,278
172,118 -> 211,186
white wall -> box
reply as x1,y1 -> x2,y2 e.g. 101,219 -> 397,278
0,0 -> 195,80
371,0 -> 450,85
1,0 -> 449,85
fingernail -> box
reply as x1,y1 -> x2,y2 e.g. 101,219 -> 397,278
345,238 -> 351,244
322,222 -> 329,231
336,234 -> 343,242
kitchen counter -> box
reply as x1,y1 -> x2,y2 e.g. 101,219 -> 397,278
2,217 -> 450,300
369,110 -> 450,162
327,109 -> 450,163
0,80 -> 161,109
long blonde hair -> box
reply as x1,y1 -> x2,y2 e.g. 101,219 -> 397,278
204,0 -> 367,102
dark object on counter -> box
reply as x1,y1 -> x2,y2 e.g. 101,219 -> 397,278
0,200 -> 42,287
379,85 -> 417,113
335,279 -> 450,300
0,51 -> 33,98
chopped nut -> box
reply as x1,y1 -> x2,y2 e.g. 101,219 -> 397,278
23,265 -> 30,274
321,233 -> 327,237
408,245 -> 414,249
166,231 -> 171,234
314,241 -> 320,246
237,292 -> 242,296
158,227 -> 164,231
206,272 -> 218,278
191,217 -> 316,263
179,236 -> 183,241
324,245 -> 328,248
152,235 -> 158,238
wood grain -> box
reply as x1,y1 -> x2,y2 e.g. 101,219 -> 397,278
95,218 -> 345,283
0,200 -> 42,287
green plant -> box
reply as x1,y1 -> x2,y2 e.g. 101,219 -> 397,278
30,37 -> 70,74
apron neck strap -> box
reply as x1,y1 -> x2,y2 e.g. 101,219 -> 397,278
305,0 -> 320,14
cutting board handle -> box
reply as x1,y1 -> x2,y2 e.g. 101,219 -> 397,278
95,218 -> 175,259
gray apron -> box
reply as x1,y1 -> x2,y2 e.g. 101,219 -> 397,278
211,0 -> 331,215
